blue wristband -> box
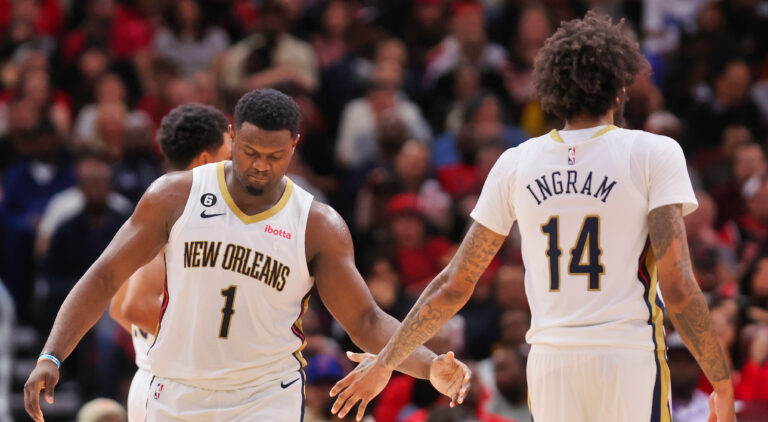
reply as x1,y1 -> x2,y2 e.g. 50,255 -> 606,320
37,353 -> 61,368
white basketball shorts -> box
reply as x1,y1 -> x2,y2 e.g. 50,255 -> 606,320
145,371 -> 305,421
527,344 -> 672,422
128,368 -> 154,422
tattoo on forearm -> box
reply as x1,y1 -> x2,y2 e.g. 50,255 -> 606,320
648,205 -> 696,304
380,224 -> 503,368
670,294 -> 730,382
455,224 -> 504,287
649,204 -> 730,383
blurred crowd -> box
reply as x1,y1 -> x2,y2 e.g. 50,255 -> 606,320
0,0 -> 768,421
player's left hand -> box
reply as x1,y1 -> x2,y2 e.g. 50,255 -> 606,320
427,351 -> 471,407
330,351 -> 393,421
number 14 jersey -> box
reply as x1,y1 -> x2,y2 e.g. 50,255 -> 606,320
471,126 -> 697,351
148,161 -> 314,390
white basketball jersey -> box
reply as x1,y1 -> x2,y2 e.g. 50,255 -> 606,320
148,161 -> 314,390
131,325 -> 153,372
471,126 -> 697,351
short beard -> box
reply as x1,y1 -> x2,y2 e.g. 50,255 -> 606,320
246,186 -> 264,195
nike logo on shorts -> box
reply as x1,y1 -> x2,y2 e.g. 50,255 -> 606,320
280,378 -> 300,389
200,210 -> 226,218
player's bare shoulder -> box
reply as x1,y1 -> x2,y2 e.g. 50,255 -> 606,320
135,170 -> 194,235
305,201 -> 353,265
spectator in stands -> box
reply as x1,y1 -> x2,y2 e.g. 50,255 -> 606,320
362,255 -> 415,321
402,0 -> 446,72
503,6 -> 551,114
433,93 -> 526,170
422,0 -> 506,92
335,58 -> 430,170
385,193 -> 452,294
0,0 -> 57,60
35,149 -> 133,258
714,142 -> 765,228
153,0 -> 229,77
311,0 -> 358,135
355,140 -> 450,235
73,72 -> 151,149
61,0 -> 152,64
483,346 -> 531,422
0,118 -> 74,319
311,0 -> 353,72
42,150 -> 130,398
42,150 -> 129,327
218,0 -> 318,98
742,253 -> 768,326
87,101 -> 160,204
76,397 -> 127,422
0,97 -> 40,170
686,59 -> 765,153
0,55 -> 72,137
66,46 -> 112,113
735,325 -> 768,403
494,265 -> 528,311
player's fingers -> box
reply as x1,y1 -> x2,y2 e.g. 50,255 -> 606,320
331,383 -> 356,414
24,379 -> 43,421
346,351 -> 375,363
707,393 -> 717,422
443,351 -> 455,363
356,397 -> 370,421
43,374 -> 57,405
330,373 -> 356,397
338,393 -> 362,419
458,379 -> 471,404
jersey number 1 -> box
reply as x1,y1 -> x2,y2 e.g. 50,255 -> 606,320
540,216 -> 604,291
219,285 -> 237,338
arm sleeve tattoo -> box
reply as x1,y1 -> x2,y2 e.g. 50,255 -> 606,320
378,222 -> 504,369
648,204 -> 730,383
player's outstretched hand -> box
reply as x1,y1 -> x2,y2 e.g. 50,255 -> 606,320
330,351 -> 392,421
24,360 -> 59,422
708,389 -> 735,422
427,351 -> 471,407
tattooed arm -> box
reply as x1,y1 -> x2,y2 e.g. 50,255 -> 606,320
329,222 -> 506,420
649,204 -> 734,420
376,222 -> 506,368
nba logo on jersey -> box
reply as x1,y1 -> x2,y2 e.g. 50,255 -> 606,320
153,383 -> 164,400
568,147 -> 576,165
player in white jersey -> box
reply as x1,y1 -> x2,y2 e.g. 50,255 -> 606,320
329,12 -> 736,422
108,104 -> 234,422
25,89 -> 470,422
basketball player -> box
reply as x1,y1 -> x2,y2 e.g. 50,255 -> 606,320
108,103 -> 233,422
329,12 -> 736,422
24,89 -> 470,421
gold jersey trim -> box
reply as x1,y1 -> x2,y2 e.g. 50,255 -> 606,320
216,161 -> 294,224
548,124 -> 618,144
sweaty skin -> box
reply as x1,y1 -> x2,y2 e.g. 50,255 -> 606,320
24,123 -> 470,422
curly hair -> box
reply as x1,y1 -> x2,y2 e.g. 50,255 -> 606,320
157,104 -> 229,170
233,88 -> 301,138
533,11 -> 648,121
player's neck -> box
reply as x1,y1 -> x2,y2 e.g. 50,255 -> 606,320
563,112 -> 614,131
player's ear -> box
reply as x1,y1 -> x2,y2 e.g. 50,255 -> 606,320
291,134 -> 300,152
229,124 -> 235,142
197,151 -> 213,166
